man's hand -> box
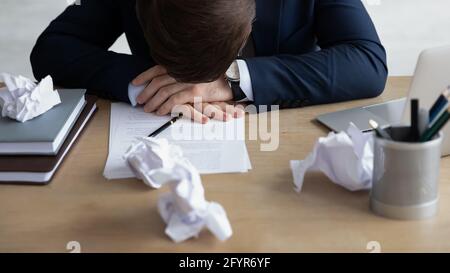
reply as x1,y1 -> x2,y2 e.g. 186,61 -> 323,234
132,65 -> 240,123
175,102 -> 245,124
132,65 -> 185,108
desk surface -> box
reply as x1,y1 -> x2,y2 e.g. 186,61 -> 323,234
1,77 -> 449,253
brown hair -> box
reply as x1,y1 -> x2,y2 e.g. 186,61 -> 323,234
136,0 -> 256,83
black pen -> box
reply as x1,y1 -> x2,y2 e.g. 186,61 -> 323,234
411,99 -> 419,141
148,113 -> 183,137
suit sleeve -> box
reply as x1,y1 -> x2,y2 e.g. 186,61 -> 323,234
30,0 -> 153,102
245,0 -> 388,107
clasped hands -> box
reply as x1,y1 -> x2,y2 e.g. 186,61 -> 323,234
132,65 -> 245,123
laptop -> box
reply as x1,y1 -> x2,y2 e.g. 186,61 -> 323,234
316,45 -> 450,156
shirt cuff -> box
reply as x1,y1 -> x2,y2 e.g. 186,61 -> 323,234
128,82 -> 147,107
236,59 -> 254,102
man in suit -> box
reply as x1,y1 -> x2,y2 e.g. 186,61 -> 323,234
31,0 -> 387,123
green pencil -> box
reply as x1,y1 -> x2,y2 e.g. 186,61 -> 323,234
420,108 -> 450,142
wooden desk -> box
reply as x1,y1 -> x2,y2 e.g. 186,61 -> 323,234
1,77 -> 449,253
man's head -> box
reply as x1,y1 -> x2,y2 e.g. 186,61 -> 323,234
136,0 -> 256,83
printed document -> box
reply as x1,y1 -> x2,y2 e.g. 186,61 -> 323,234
104,103 -> 251,179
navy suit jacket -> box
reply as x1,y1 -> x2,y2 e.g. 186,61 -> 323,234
31,0 -> 388,108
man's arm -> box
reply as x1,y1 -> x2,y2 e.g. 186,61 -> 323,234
244,0 -> 388,108
30,0 -> 153,102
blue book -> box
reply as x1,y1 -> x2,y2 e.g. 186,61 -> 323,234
0,89 -> 86,155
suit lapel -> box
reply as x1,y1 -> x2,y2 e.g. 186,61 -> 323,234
252,0 -> 282,56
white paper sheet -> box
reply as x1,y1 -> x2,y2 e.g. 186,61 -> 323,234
104,103 -> 251,179
290,123 -> 374,192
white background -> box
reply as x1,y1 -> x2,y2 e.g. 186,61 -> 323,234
1,0 -> 450,78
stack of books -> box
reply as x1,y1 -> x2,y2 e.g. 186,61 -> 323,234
0,89 -> 97,184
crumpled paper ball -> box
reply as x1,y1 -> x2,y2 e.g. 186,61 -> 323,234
157,160 -> 233,243
0,73 -> 61,122
123,137 -> 233,243
290,123 -> 374,192
123,137 -> 185,188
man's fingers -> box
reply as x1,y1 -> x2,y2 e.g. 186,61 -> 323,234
211,102 -> 245,118
156,88 -> 199,116
138,74 -> 177,105
143,83 -> 190,113
132,65 -> 167,86
197,103 -> 230,121
175,104 -> 209,124
152,82 -> 246,119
